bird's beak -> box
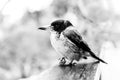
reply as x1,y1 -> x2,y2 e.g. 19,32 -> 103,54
38,27 -> 47,30
38,25 -> 51,31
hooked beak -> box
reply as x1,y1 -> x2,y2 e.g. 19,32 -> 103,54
38,25 -> 51,31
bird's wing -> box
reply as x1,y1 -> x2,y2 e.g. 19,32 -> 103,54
63,28 -> 107,64
63,28 -> 91,52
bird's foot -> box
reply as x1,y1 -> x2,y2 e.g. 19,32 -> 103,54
59,57 -> 66,66
65,62 -> 77,67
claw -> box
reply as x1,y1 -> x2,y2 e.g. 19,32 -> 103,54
83,56 -> 87,59
67,62 -> 76,67
65,60 -> 77,67
59,57 -> 66,66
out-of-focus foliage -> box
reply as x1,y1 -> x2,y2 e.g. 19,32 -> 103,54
0,0 -> 120,80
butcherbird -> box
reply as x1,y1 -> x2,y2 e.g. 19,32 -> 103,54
38,20 -> 107,65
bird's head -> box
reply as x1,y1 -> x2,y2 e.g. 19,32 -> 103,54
38,20 -> 73,33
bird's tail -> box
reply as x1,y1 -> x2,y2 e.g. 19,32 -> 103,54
89,51 -> 107,64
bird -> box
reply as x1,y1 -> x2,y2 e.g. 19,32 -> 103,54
38,19 -> 107,65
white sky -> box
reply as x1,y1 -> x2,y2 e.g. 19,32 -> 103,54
0,0 -> 53,24
0,0 -> 120,24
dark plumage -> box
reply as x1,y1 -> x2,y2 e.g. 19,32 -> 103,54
63,29 -> 107,64
51,20 -> 73,33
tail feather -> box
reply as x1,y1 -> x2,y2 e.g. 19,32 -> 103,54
89,51 -> 107,64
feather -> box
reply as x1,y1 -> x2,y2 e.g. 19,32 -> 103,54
63,27 -> 107,64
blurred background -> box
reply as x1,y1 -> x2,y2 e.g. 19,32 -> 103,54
0,0 -> 120,80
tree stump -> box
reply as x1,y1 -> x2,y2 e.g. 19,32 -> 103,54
20,61 -> 100,80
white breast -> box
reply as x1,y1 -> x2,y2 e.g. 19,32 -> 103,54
50,32 -> 69,56
50,31 -> 80,61
49,27 -> 84,61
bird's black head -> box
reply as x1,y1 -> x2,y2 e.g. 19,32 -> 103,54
50,20 -> 73,33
